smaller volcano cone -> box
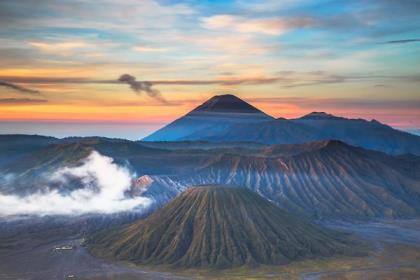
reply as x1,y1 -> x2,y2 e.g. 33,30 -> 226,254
88,186 -> 360,268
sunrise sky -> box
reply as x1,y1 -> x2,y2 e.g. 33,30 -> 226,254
0,0 -> 419,139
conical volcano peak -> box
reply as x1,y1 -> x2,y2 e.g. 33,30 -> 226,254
142,93 -> 273,141
191,94 -> 267,114
88,185 -> 359,268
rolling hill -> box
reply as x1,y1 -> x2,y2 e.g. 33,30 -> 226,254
88,186 -> 360,268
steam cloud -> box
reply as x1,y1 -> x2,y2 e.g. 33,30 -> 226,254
0,151 -> 151,217
118,74 -> 169,104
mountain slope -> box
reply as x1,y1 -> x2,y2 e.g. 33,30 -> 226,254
143,94 -> 273,141
139,141 -> 420,219
0,135 -> 59,167
205,119 -> 319,144
88,186 -> 359,268
292,112 -> 420,155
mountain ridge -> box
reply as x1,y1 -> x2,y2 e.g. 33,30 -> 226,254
137,140 -> 420,219
1,136 -> 419,220
142,94 -> 420,155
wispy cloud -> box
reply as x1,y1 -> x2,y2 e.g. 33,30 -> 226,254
1,72 -> 419,92
173,33 -> 272,55
382,38 -> 420,44
0,77 -> 93,84
133,46 -> 170,53
29,41 -> 88,51
0,74 -> 286,87
153,77 -> 285,85
0,98 -> 47,104
247,97 -> 420,110
0,80 -> 41,95
201,15 -> 317,35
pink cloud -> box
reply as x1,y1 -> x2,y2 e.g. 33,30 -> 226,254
201,15 -> 317,35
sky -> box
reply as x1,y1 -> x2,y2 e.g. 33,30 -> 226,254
0,0 -> 419,139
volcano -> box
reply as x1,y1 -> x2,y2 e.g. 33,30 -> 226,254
143,94 -> 273,141
88,186 -> 358,268
190,93 -> 267,114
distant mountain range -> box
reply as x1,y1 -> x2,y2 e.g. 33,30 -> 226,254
2,136 -> 419,220
88,186 -> 360,268
144,94 -> 420,155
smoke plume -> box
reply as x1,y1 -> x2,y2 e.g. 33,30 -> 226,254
118,74 -> 169,104
0,151 -> 151,217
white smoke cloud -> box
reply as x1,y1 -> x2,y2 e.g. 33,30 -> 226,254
0,151 -> 151,217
